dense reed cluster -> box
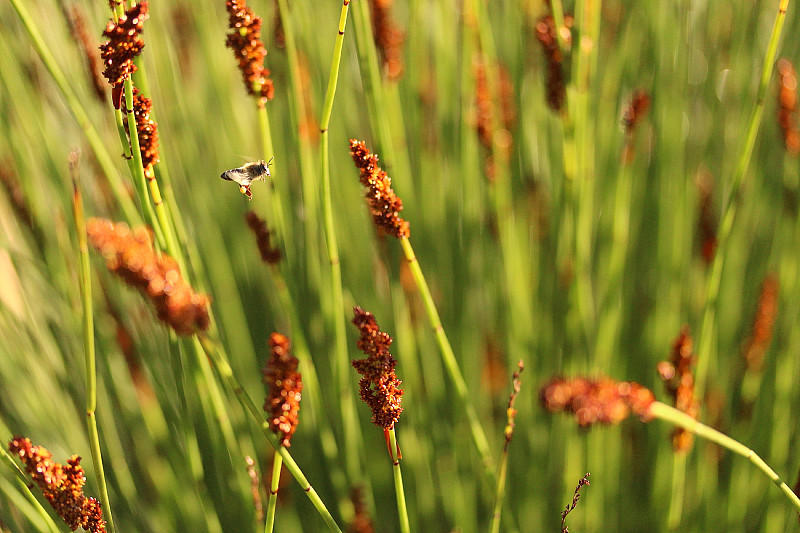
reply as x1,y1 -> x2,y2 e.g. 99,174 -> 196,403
351,306 -> 404,430
657,327 -> 698,453
262,333 -> 302,447
349,139 -> 410,239
224,0 -> 274,103
540,377 -> 655,427
99,2 -> 147,92
86,218 -> 210,336
8,437 -> 106,533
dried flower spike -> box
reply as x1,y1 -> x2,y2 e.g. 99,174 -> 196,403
64,5 -> 106,102
560,473 -> 590,533
245,211 -> 281,264
370,0 -> 405,81
225,0 -> 275,103
540,376 -> 655,427
122,88 -> 159,178
99,2 -> 148,91
535,14 -> 573,112
8,437 -> 107,533
262,333 -> 302,447
349,140 -> 410,239
777,58 -> 800,155
657,326 -> 698,453
351,306 -> 404,429
503,361 -> 524,450
86,218 -> 210,336
743,274 -> 779,372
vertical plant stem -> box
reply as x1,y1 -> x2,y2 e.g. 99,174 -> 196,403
196,335 -> 343,533
257,103 -> 288,251
319,0 -> 365,490
695,0 -> 791,398
489,442 -> 510,533
264,451 -> 282,533
399,237 -> 495,476
71,160 -> 116,533
388,429 -> 410,533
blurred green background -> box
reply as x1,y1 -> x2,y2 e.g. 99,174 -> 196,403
2,0 -> 800,531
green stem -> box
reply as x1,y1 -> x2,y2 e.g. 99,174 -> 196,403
695,0 -> 791,397
257,103 -> 288,252
388,429 -> 410,533
264,450 -> 282,533
197,335 -> 342,532
71,163 -> 116,533
7,0 -> 140,225
489,442 -> 510,533
649,401 -> 800,512
399,237 -> 495,476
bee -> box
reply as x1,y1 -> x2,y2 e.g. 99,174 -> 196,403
220,157 -> 273,200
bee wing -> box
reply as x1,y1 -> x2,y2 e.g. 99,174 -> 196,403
221,168 -> 253,186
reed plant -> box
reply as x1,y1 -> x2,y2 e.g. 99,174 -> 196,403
2,0 -> 800,531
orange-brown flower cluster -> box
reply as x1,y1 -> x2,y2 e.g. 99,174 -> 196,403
351,306 -> 404,429
262,333 -> 302,447
245,211 -> 281,264
535,14 -> 573,112
777,58 -> 800,155
64,5 -> 106,102
99,2 -> 148,89
86,218 -> 210,336
225,0 -> 275,103
473,56 -> 516,172
8,437 -> 106,533
657,327 -> 698,453
540,377 -> 655,427
622,89 -> 651,135
743,274 -> 779,372
370,0 -> 405,81
349,139 -> 410,239
695,169 -> 717,265
122,89 -> 159,178
349,486 -> 375,533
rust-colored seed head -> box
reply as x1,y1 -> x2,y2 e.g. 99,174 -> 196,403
777,58 -> 800,155
351,306 -> 404,429
262,332 -> 302,447
370,0 -> 405,81
64,5 -> 107,102
657,326 -> 698,453
622,89 -> 651,135
743,274 -> 779,372
123,89 -> 159,179
99,2 -> 148,89
86,218 -> 210,336
8,437 -> 107,533
695,169 -> 717,265
349,487 -> 375,533
535,14 -> 573,112
225,0 -> 275,103
540,376 -> 655,427
245,211 -> 281,264
349,140 -> 410,239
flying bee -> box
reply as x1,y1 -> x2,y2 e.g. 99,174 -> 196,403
220,157 -> 273,200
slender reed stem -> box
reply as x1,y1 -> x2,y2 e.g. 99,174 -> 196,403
257,104 -> 287,250
319,0 -> 365,488
489,442 -> 510,533
695,0 -> 791,397
398,237 -> 495,475
264,451 -> 282,533
648,401 -> 800,512
388,429 -> 410,533
7,0 -> 140,225
196,335 -> 342,532
71,159 -> 116,533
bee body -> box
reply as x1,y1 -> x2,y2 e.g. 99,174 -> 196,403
220,157 -> 273,200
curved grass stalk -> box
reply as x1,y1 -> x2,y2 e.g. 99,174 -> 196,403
388,429 -> 410,533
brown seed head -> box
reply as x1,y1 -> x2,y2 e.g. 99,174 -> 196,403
743,274 -> 779,372
370,0 -> 405,81
351,306 -> 404,429
8,437 -> 107,533
262,332 -> 302,447
777,58 -> 800,155
657,326 -> 698,452
349,140 -> 410,239
225,0 -> 275,103
535,14 -> 573,112
622,89 -> 651,135
540,376 -> 655,427
99,2 -> 148,89
245,211 -> 281,264
86,218 -> 210,336
122,89 -> 159,178
64,5 -> 107,102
